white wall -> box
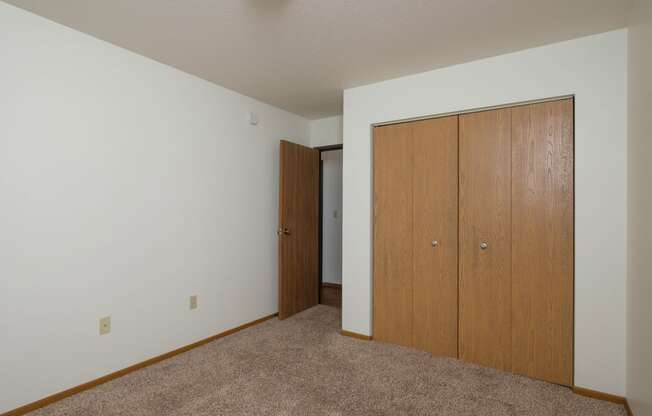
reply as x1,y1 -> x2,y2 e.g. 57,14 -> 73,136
342,30 -> 628,396
0,3 -> 309,413
321,150 -> 343,285
627,1 -> 652,414
310,115 -> 343,147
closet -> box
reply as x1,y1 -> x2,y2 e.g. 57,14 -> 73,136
372,98 -> 574,386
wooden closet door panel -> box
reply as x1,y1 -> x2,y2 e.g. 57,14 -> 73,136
511,99 -> 574,386
412,116 -> 459,357
459,109 -> 512,371
373,123 -> 413,346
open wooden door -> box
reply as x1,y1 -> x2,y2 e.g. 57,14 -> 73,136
278,140 -> 320,319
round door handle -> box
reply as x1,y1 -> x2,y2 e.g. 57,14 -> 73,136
277,227 -> 291,236
480,241 -> 489,250
431,240 -> 439,247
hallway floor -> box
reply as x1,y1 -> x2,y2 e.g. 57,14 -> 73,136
29,306 -> 626,415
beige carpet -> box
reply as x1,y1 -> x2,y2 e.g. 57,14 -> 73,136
29,305 -> 626,415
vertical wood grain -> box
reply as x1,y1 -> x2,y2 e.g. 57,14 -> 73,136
278,140 -> 320,320
412,116 -> 459,357
373,123 -> 414,346
459,108 -> 512,371
511,99 -> 574,385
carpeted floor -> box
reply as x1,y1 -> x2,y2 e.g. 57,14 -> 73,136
29,305 -> 626,415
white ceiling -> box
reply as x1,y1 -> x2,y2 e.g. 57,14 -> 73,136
5,0 -> 630,119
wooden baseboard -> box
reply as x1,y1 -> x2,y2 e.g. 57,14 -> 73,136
1,313 -> 278,416
322,282 -> 342,289
624,400 -> 634,416
572,386 -> 633,415
340,329 -> 372,341
572,386 -> 626,404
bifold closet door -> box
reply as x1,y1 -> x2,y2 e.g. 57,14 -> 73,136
459,109 -> 512,371
373,117 -> 458,354
511,99 -> 574,386
374,99 -> 573,383
373,123 -> 414,347
412,117 -> 458,357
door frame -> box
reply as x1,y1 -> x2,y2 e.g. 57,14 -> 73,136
371,94 -> 574,128
315,144 -> 343,304
370,95 -> 575,384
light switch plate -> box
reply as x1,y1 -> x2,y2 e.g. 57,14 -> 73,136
190,295 -> 198,310
99,316 -> 111,335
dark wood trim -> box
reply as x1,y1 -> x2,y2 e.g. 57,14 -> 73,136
572,97 -> 576,388
1,313 -> 278,416
318,144 -> 343,306
315,144 -> 343,152
322,282 -> 342,289
318,158 -> 324,304
340,330 -> 372,341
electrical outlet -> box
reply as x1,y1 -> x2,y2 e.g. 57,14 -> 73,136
99,316 -> 111,335
190,295 -> 198,310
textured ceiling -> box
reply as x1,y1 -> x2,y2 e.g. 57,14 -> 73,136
4,0 -> 630,119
